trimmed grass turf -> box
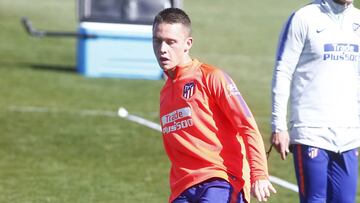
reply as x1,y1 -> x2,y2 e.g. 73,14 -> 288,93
0,0 -> 359,202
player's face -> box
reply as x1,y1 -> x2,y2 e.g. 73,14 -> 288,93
333,0 -> 353,5
152,22 -> 192,72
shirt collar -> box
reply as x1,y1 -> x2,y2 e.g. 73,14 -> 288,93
165,59 -> 201,80
320,0 -> 352,14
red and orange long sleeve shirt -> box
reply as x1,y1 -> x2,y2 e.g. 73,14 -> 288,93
160,59 -> 268,202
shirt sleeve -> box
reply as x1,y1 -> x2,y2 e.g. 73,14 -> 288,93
358,62 -> 360,123
208,69 -> 269,183
271,12 -> 307,132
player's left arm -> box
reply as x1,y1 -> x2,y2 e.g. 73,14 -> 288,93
357,61 -> 360,123
208,70 -> 276,200
251,179 -> 277,202
208,70 -> 271,182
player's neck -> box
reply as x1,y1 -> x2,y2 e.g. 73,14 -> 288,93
166,58 -> 193,80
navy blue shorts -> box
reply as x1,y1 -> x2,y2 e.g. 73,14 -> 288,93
172,178 -> 245,203
292,144 -> 358,203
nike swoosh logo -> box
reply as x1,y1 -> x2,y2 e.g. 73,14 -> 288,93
316,28 -> 326,33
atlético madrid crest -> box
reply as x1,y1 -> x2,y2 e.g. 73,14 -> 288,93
353,23 -> 360,32
183,82 -> 195,99
307,147 -> 319,159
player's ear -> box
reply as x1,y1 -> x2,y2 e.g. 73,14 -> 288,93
184,37 -> 193,53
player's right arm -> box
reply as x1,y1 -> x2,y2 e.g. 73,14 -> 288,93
271,131 -> 290,160
271,11 -> 306,159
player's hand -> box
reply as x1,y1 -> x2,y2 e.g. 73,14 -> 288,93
271,131 -> 290,160
251,179 -> 276,202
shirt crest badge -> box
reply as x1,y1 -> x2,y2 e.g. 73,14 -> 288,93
307,147 -> 319,159
353,23 -> 360,32
183,82 -> 195,99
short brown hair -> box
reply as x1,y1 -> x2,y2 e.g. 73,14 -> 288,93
153,8 -> 192,35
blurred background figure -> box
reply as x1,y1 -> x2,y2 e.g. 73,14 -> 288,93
271,0 -> 360,202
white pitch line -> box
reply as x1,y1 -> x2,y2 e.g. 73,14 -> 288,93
117,107 -> 161,131
7,105 -> 299,193
269,175 -> 298,193
8,106 -> 52,113
77,109 -> 117,117
7,105 -> 117,117
126,114 -> 162,131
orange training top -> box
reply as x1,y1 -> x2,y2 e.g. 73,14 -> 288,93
159,59 -> 268,203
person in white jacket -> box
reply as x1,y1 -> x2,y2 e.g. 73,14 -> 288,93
271,0 -> 360,202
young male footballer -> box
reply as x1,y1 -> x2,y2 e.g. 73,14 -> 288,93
271,0 -> 360,202
153,8 -> 276,203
